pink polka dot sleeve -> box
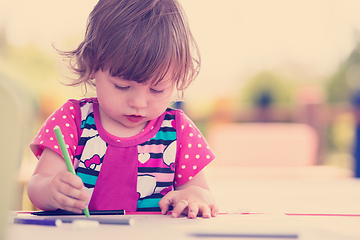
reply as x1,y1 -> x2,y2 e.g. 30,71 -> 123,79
30,100 -> 79,163
174,111 -> 215,186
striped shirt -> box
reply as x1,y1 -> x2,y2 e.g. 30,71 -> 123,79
30,98 -> 215,211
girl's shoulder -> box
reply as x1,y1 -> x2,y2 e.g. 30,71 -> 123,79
163,107 -> 187,129
164,107 -> 186,120
68,97 -> 98,118
164,107 -> 195,129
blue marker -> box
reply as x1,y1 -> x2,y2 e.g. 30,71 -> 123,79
191,232 -> 298,239
14,218 -> 62,227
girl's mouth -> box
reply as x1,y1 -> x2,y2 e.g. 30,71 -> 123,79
125,115 -> 145,123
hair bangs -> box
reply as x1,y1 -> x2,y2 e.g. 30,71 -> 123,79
60,0 -> 200,95
102,5 -> 181,87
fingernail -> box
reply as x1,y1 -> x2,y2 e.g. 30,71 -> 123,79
172,213 -> 178,218
75,209 -> 83,214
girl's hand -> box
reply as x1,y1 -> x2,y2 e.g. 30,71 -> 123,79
46,171 -> 90,213
28,147 -> 90,213
159,185 -> 219,219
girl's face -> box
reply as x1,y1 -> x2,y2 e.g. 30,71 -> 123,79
94,69 -> 175,137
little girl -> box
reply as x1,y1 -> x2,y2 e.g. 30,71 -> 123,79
27,0 -> 218,219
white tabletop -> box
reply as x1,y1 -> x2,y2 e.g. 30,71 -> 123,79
5,166 -> 360,240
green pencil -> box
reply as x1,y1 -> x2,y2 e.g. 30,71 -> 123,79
54,126 -> 90,218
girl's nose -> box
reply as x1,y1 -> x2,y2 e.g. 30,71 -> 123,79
128,95 -> 147,109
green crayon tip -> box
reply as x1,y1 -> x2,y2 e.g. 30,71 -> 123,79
83,207 -> 90,218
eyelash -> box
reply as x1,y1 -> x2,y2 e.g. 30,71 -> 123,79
114,84 -> 163,94
150,89 -> 164,94
114,85 -> 129,90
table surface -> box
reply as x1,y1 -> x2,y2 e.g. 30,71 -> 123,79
5,166 -> 360,240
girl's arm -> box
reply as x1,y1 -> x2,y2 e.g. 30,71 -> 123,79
159,170 -> 219,218
27,147 -> 90,213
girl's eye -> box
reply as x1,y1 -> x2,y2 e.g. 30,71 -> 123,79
150,88 -> 164,94
115,85 -> 130,90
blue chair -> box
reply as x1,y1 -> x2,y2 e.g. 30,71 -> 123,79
351,91 -> 360,178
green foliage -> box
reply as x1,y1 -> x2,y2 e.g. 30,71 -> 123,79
6,44 -> 58,94
325,40 -> 360,104
0,24 -> 60,98
239,71 -> 295,107
325,64 -> 349,104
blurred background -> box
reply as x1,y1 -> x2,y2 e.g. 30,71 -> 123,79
1,0 -> 360,211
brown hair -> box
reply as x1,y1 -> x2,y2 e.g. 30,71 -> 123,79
60,0 -> 200,95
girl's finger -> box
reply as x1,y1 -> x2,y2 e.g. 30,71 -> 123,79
172,200 -> 189,218
59,172 -> 84,190
199,204 -> 211,218
187,202 -> 199,219
51,190 -> 86,213
159,192 -> 175,215
62,206 -> 84,214
209,203 -> 219,217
